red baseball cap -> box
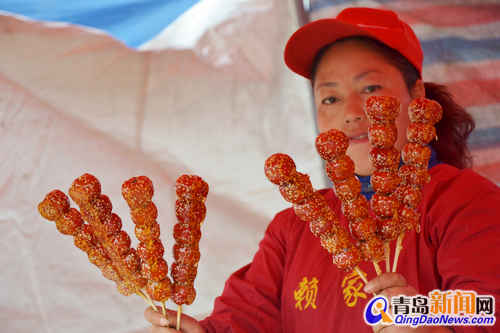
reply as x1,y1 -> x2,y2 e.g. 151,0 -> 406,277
284,7 -> 423,80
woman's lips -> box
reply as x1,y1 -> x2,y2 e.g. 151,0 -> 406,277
348,131 -> 369,143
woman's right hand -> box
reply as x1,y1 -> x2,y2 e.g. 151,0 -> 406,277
144,306 -> 206,333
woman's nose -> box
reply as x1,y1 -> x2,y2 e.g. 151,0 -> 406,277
343,97 -> 366,124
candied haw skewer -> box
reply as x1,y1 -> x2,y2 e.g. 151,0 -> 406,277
37,190 -> 132,296
265,153 -> 370,284
68,174 -> 152,306
122,176 -> 172,314
315,130 -> 386,275
392,98 -> 443,272
365,96 -> 404,272
171,174 -> 209,330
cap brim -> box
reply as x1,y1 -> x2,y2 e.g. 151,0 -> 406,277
284,19 -> 381,80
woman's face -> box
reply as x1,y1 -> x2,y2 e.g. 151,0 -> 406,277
313,40 -> 424,176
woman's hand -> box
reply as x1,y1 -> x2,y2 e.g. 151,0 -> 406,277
144,306 -> 206,333
364,273 -> 452,333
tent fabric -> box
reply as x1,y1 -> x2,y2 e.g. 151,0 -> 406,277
1,0 -> 499,332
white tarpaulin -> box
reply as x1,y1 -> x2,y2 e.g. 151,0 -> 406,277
0,0 -> 326,332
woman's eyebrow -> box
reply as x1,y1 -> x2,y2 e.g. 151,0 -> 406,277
355,69 -> 383,81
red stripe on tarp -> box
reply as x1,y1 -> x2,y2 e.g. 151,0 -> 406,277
443,79 -> 500,108
423,59 -> 500,85
472,146 -> 500,183
396,5 -> 500,27
473,161 -> 500,184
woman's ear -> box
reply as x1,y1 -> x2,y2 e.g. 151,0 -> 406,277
411,79 -> 426,99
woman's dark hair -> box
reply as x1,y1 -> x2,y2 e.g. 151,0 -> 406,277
311,36 -> 475,169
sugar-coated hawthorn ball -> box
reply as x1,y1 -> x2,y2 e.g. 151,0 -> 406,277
38,190 -> 71,221
121,176 -> 154,210
325,155 -> 355,182
293,191 -> 327,222
375,217 -> 402,242
371,193 -> 398,218
137,239 -> 165,261
88,243 -> 111,269
371,170 -> 401,193
131,202 -> 158,226
133,269 -> 147,288
173,223 -> 202,246
69,173 -> 101,205
408,98 -> 443,124
341,194 -> 369,222
369,146 -> 400,171
368,123 -> 398,148
364,96 -> 401,123
73,223 -> 97,253
333,176 -> 361,202
401,143 -> 431,167
170,262 -> 198,285
264,153 -> 297,185
315,129 -> 349,162
135,221 -> 161,242
102,264 -> 120,282
279,173 -> 313,205
407,122 -> 436,144
332,245 -> 362,272
349,216 -> 376,241
122,248 -> 141,273
320,226 -> 352,255
110,230 -> 132,256
357,236 -> 386,262
116,280 -> 134,297
172,244 -> 201,267
175,175 -> 209,201
175,200 -> 206,229
146,278 -> 172,302
309,211 -> 338,239
398,164 -> 430,187
395,184 -> 422,207
93,194 -> 113,222
102,213 -> 122,238
142,258 -> 169,282
398,205 -> 421,232
54,208 -> 84,236
171,284 -> 196,305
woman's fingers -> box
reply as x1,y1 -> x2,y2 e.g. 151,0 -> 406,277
144,306 -> 206,333
144,306 -> 175,328
364,272 -> 408,294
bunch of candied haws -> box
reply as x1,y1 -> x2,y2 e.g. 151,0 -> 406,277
265,153 -> 373,284
364,95 -> 405,272
171,175 -> 209,330
315,129 -> 386,275
391,97 -> 442,271
38,173 -> 208,328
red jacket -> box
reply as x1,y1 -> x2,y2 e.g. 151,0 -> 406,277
200,164 -> 500,332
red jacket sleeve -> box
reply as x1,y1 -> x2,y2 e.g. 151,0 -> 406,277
199,208 -> 296,333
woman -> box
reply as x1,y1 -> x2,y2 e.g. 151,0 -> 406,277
145,7 -> 500,332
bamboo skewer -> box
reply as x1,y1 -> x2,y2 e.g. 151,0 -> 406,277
392,232 -> 405,272
385,243 -> 391,272
177,305 -> 182,331
137,291 -> 158,312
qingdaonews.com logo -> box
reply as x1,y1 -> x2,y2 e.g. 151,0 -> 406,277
364,290 -> 496,328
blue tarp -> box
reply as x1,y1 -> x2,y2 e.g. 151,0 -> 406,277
0,0 -> 199,47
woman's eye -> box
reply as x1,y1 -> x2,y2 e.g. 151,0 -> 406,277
364,85 -> 380,93
322,97 -> 338,105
